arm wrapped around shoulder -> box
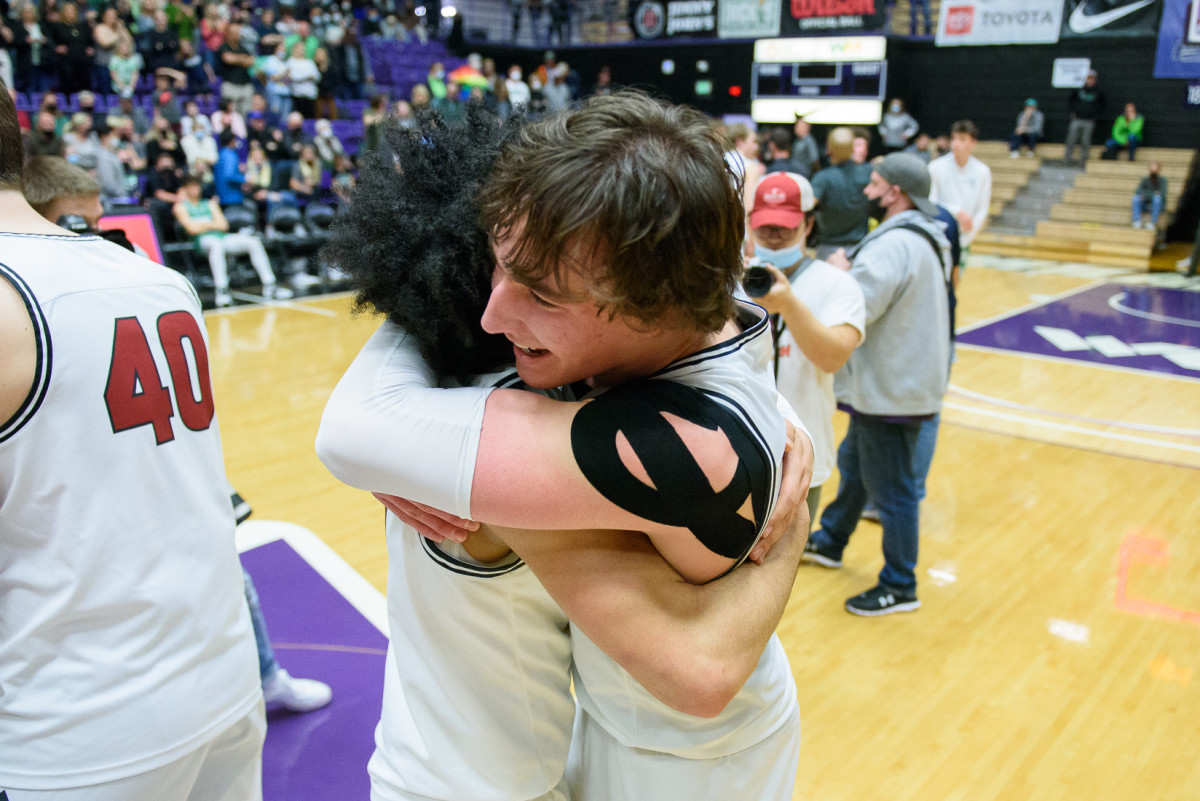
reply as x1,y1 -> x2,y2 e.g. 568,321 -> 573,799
315,322 -> 492,517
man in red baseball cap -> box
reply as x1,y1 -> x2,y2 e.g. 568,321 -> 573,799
745,171 -> 865,530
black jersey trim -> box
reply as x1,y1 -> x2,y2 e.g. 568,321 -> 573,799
695,387 -> 780,576
0,263 -> 53,444
490,370 -> 524,390
0,232 -> 102,241
420,536 -> 528,578
649,301 -> 769,377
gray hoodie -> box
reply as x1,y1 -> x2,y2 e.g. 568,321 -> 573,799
834,210 -> 951,417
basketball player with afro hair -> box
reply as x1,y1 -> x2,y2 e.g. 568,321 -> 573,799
318,93 -> 810,801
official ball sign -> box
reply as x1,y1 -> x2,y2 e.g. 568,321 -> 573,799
781,0 -> 888,34
634,0 -> 718,38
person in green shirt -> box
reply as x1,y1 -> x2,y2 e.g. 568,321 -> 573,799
172,175 -> 292,307
283,21 -> 321,60
165,0 -> 197,42
1104,103 -> 1144,161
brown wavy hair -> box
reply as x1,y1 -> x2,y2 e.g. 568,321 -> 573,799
477,90 -> 743,334
0,80 -> 25,191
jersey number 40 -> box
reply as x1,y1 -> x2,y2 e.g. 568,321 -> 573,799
104,313 -> 215,445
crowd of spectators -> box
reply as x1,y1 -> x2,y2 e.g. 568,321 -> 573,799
1,0 -> 622,303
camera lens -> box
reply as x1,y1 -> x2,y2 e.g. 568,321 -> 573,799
742,266 -> 773,298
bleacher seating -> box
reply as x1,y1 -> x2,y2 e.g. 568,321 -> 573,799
972,142 -> 1196,269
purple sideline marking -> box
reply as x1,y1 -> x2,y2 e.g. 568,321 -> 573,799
957,284 -> 1200,379
241,539 -> 386,799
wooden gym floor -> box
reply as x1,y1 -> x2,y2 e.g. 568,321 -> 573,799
208,257 -> 1200,801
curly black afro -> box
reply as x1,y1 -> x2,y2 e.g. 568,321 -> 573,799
322,105 -> 521,384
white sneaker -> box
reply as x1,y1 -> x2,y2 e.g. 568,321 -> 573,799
1009,151 -> 1020,159
1132,221 -> 1142,229
215,289 -> 233,307
263,283 -> 294,300
1177,257 -> 1194,268
1026,150 -> 1035,158
262,669 -> 333,712
290,273 -> 324,288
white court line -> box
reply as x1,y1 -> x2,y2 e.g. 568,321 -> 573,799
947,383 -> 1200,438
956,342 -> 1200,385
1107,291 -> 1200,329
955,281 -> 1102,335
229,291 -> 339,317
236,519 -> 389,636
943,401 -> 1200,455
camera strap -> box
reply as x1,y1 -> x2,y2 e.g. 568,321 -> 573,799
767,255 -> 814,381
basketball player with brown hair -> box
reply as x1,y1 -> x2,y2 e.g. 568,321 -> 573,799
318,94 -> 811,800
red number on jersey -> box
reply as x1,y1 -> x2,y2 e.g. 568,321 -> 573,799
158,311 -> 215,432
104,313 -> 215,444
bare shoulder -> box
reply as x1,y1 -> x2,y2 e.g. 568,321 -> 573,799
0,276 -> 38,427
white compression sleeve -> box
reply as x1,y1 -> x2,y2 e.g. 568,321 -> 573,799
315,322 -> 492,518
775,391 -> 812,449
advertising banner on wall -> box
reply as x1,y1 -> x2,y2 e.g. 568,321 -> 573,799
780,0 -> 889,35
935,0 -> 1063,45
1154,0 -> 1200,76
632,0 -> 720,39
1059,0 -> 1163,38
719,0 -> 782,38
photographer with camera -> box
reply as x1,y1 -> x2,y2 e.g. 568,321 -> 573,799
743,172 -> 865,530
24,155 -> 145,254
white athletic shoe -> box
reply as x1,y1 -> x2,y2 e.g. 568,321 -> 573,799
215,289 -> 233,308
290,273 -> 324,288
1009,151 -> 1020,159
264,283 -> 295,300
262,669 -> 333,712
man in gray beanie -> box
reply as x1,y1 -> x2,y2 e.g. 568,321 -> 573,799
801,153 -> 952,616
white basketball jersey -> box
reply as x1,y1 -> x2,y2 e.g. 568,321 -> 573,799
571,300 -> 799,758
369,369 -> 576,801
0,233 -> 260,790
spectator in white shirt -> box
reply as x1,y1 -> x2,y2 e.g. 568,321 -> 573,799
286,41 -> 321,119
180,100 -> 213,139
505,65 -> 531,108
182,125 -> 219,171
928,119 -> 991,250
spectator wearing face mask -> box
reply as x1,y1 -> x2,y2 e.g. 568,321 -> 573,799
744,171 -> 866,529
180,100 -> 213,139
313,119 -> 344,170
182,123 -> 219,172
878,98 -> 919,154
24,111 -> 65,158
506,65 -> 531,107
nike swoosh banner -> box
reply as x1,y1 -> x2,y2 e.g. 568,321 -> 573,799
936,0 -> 1063,45
1060,0 -> 1162,37
1153,0 -> 1200,76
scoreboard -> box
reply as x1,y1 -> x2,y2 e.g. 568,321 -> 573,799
751,36 -> 888,125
